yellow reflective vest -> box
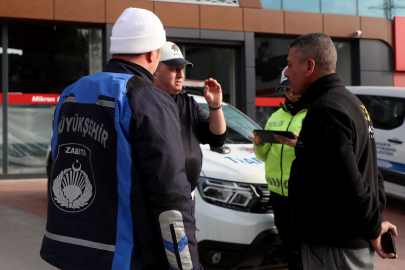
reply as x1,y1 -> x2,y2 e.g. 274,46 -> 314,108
254,103 -> 307,196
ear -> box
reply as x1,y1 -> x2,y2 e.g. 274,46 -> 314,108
305,59 -> 316,76
153,69 -> 158,80
146,51 -> 154,63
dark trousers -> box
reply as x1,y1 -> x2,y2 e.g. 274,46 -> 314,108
271,191 -> 303,270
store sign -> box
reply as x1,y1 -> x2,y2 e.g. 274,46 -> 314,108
255,97 -> 286,107
153,0 -> 239,7
0,93 -> 60,104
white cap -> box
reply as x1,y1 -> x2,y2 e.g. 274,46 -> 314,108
110,8 -> 166,54
160,42 -> 193,67
276,66 -> 289,91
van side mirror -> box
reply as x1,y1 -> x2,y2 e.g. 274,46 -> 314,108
210,145 -> 231,154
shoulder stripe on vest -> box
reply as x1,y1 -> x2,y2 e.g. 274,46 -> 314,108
63,96 -> 115,108
63,96 -> 77,103
95,99 -> 115,108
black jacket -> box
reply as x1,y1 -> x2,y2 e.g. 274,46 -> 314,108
289,73 -> 386,248
174,93 -> 227,190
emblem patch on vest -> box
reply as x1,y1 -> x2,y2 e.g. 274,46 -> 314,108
51,143 -> 96,212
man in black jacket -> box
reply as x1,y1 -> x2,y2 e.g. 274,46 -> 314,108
285,32 -> 398,269
153,42 -> 227,191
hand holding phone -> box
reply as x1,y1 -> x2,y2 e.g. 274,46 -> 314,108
382,230 -> 396,258
370,221 -> 398,259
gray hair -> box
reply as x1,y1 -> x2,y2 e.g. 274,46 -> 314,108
290,33 -> 337,74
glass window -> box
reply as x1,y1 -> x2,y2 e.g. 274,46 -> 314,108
334,41 -> 352,86
179,44 -> 237,105
6,24 -> 102,174
357,95 -> 405,130
321,0 -> 357,15
6,104 -> 55,174
260,0 -> 282,10
199,103 -> 259,143
8,24 -> 102,94
358,0 -> 388,19
255,37 -> 294,98
393,0 -> 405,17
282,0 -> 320,13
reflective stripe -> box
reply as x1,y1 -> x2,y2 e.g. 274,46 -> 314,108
179,245 -> 191,269
63,96 -> 77,103
159,210 -> 193,270
96,99 -> 115,108
177,234 -> 188,253
45,231 -> 115,252
63,96 -> 115,109
164,239 -> 176,254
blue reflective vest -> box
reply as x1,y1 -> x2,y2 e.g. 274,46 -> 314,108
40,60 -> 201,270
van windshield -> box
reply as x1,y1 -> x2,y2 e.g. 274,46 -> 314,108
199,103 -> 259,144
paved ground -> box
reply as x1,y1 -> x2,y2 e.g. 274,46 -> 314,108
0,179 -> 53,270
0,179 -> 404,270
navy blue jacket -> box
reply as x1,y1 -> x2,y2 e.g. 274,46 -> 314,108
173,93 -> 227,190
40,59 -> 201,270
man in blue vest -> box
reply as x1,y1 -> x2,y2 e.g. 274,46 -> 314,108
40,8 -> 202,270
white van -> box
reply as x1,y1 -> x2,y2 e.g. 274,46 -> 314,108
46,84 -> 286,269
347,86 -> 405,200
190,94 -> 286,270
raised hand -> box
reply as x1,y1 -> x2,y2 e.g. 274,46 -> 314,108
204,78 -> 222,108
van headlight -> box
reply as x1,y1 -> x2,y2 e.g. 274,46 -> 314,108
197,177 -> 271,213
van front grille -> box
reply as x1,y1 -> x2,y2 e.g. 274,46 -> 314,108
251,184 -> 272,214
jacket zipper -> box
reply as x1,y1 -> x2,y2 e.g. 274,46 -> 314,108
280,115 -> 294,196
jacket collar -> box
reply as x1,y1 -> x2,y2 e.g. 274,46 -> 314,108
299,73 -> 345,106
281,98 -> 309,116
103,58 -> 155,82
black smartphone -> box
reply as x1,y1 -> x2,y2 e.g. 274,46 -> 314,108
273,130 -> 296,139
382,230 -> 396,257
254,130 -> 296,144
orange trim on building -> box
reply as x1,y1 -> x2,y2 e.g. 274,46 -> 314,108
394,16 -> 405,71
393,72 -> 405,87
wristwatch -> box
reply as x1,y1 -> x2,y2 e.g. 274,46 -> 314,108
208,105 -> 222,110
